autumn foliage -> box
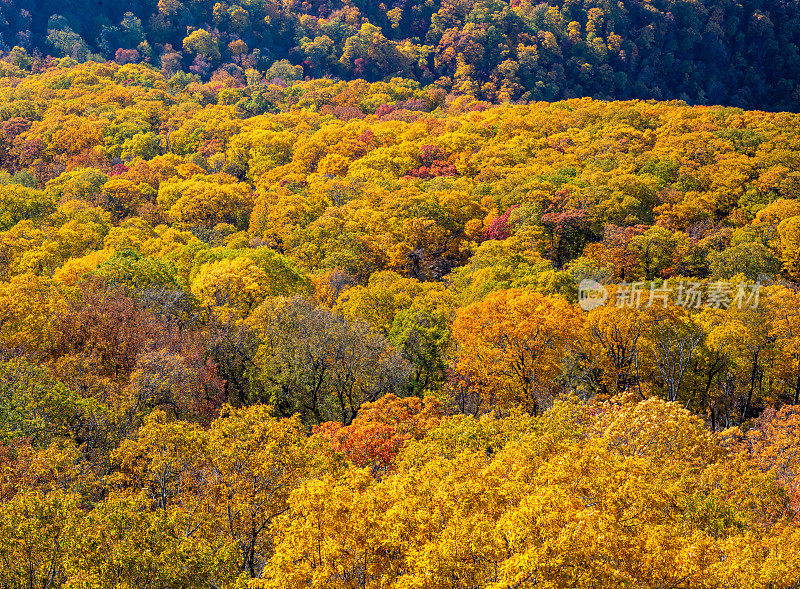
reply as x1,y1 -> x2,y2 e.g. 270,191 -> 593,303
0,57 -> 799,588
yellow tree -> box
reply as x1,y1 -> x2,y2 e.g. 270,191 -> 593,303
334,270 -> 441,335
700,293 -> 777,422
157,175 -> 253,230
99,177 -> 146,220
258,469 -> 399,589
452,289 -> 584,415
583,305 -> 644,399
191,256 -> 273,321
206,406 -> 312,577
0,489 -> 80,588
109,410 -> 210,512
767,286 -> 800,403
642,304 -> 705,405
778,215 -> 800,280
64,493 -> 227,589
0,273 -> 64,355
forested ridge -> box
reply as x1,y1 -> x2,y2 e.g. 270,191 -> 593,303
2,40 -> 800,589
0,0 -> 799,109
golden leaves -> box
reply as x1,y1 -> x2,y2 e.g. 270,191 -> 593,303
452,289 -> 583,414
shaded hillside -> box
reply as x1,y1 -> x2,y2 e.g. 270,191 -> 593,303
0,0 -> 798,109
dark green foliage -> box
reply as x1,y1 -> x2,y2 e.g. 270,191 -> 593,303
0,0 -> 798,110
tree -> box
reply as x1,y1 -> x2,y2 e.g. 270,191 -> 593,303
259,397 -> 798,589
583,305 -> 644,399
93,250 -> 178,290
110,409 -> 210,511
0,273 -> 64,354
157,176 -> 253,230
0,488 -> 79,588
447,240 -> 574,304
121,132 -> 162,161
259,469 -> 395,589
540,208 -> 593,268
0,185 -> 56,231
628,226 -> 684,279
191,256 -> 274,321
126,348 -> 223,421
452,289 -> 584,415
64,493 -> 225,588
51,282 -> 162,385
733,404 -> 800,510
315,394 -> 442,476
189,246 -> 310,320
766,286 -> 800,404
644,306 -> 705,404
334,270 -> 439,335
0,358 -> 107,447
701,298 -> 777,422
709,242 -> 780,280
45,168 -> 108,205
339,24 -> 411,81
182,29 -> 220,62
206,406 -> 312,577
388,297 -> 452,395
778,215 -> 800,280
246,296 -> 410,424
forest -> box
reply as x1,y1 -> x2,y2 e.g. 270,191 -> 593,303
1,9 -> 800,588
0,0 -> 799,109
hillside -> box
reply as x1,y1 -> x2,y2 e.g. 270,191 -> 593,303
2,57 -> 800,587
1,58 -> 800,439
0,0 -> 799,109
